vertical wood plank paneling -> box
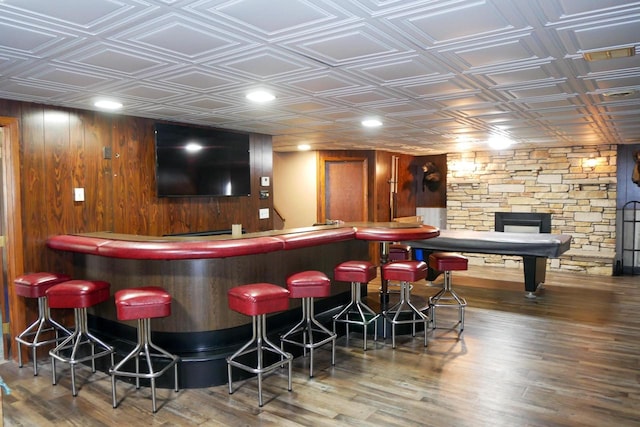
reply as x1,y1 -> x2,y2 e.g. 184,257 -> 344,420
85,112 -> 114,232
44,108 -> 72,244
20,104 -> 47,272
255,133 -> 273,231
70,111 -> 86,232
111,117 -> 130,233
375,151 -> 391,222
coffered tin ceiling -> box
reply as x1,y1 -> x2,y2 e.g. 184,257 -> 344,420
0,0 -> 638,154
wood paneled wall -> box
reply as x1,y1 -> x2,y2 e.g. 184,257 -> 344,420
0,99 -> 274,274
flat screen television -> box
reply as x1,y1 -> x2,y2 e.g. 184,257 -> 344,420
154,123 -> 251,197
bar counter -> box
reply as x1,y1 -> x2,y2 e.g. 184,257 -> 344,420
46,222 -> 439,387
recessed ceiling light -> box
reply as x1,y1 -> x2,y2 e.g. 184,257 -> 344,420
94,99 -> 123,110
297,144 -> 311,151
246,90 -> 275,103
362,119 -> 382,128
583,47 -> 635,62
488,135 -> 514,150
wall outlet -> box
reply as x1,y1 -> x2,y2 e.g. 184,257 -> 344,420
259,208 -> 269,219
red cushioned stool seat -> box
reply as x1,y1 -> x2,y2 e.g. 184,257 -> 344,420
47,280 -> 114,396
228,283 -> 290,316
14,272 -> 71,376
15,272 -> 71,298
47,280 -> 110,309
110,286 -> 179,413
429,252 -> 468,272
287,271 -> 331,299
333,260 -> 376,284
227,283 -> 292,407
115,286 -> 172,320
389,244 -> 411,262
381,261 -> 429,348
428,252 -> 468,332
281,271 -> 336,377
333,260 -> 380,351
382,260 -> 428,283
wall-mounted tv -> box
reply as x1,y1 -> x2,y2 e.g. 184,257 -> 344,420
154,123 -> 251,197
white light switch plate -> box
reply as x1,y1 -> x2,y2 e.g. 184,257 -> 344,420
74,187 -> 85,202
259,208 -> 269,219
260,176 -> 270,186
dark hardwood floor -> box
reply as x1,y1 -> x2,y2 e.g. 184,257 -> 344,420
1,265 -> 639,426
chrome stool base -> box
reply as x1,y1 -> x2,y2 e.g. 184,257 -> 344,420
333,281 -> 380,351
110,318 -> 180,413
49,307 -> 114,396
227,314 -> 293,407
16,296 -> 71,376
383,281 -> 429,348
429,271 -> 467,331
281,297 -> 336,377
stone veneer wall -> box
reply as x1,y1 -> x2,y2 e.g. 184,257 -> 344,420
446,145 -> 617,276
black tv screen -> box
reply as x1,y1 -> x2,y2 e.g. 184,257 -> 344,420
154,123 -> 251,197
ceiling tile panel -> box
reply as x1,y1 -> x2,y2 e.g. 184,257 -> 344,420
0,0 -> 638,153
0,21 -> 61,53
63,44 -> 171,75
210,0 -> 348,37
287,24 -> 413,66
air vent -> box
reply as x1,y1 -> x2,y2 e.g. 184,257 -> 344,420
603,90 -> 636,98
583,47 -> 635,62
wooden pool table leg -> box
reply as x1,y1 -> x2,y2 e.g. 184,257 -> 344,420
523,256 -> 548,298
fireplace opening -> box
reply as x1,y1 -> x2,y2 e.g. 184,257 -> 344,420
495,212 -> 551,234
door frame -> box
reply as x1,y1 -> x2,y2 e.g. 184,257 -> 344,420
1,117 -> 25,360
317,155 -> 368,223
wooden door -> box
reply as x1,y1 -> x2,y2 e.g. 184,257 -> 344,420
319,158 -> 368,223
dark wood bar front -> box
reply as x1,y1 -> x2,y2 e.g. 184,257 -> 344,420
46,223 -> 439,388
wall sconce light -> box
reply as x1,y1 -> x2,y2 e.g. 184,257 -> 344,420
583,157 -> 599,168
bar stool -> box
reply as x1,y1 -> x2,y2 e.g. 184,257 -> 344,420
280,270 -> 336,377
47,280 -> 114,396
389,243 -> 411,261
227,283 -> 292,407
110,286 -> 180,413
14,272 -> 71,376
428,252 -> 468,331
381,261 -> 429,348
332,260 -> 379,351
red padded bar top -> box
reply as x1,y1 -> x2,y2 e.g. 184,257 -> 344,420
98,236 -> 284,260
46,223 -> 439,261
277,228 -> 355,250
355,224 -> 439,242
46,234 -> 112,255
